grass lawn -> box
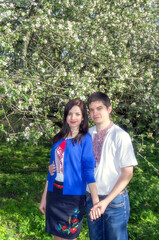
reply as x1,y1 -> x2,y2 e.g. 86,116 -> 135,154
0,141 -> 158,239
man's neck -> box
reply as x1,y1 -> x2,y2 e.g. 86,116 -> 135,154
96,120 -> 111,133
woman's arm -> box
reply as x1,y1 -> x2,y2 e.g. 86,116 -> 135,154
88,182 -> 100,220
39,181 -> 48,215
88,182 -> 99,205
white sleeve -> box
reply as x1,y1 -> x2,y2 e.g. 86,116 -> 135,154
117,132 -> 138,168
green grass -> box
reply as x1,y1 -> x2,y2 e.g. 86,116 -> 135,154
0,143 -> 89,240
0,141 -> 158,239
127,141 -> 159,240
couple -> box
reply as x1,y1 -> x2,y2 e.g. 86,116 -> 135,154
39,92 -> 138,240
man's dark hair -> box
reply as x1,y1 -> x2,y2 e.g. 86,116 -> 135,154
87,92 -> 111,108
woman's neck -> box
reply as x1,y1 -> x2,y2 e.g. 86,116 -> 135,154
67,128 -> 79,139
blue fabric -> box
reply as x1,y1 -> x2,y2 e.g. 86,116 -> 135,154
86,190 -> 130,240
47,133 -> 96,195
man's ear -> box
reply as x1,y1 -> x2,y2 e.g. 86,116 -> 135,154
108,106 -> 112,114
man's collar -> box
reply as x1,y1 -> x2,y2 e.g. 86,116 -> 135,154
94,121 -> 114,134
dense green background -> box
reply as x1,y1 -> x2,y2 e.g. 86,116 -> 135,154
0,138 -> 158,240
0,1 -> 158,239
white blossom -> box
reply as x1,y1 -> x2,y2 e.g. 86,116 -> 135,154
58,24 -> 63,29
91,50 -> 96,55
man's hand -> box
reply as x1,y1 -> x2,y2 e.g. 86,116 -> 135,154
48,161 -> 56,176
89,199 -> 108,221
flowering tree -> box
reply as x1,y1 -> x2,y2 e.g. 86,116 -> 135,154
0,0 -> 158,144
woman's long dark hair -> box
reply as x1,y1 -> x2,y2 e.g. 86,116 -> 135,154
52,99 -> 88,145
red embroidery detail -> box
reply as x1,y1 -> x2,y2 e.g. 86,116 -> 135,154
62,225 -> 68,230
56,140 -> 66,174
93,122 -> 113,165
72,218 -> 78,223
70,227 -> 77,233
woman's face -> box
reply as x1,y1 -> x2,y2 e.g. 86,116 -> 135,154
66,105 -> 83,131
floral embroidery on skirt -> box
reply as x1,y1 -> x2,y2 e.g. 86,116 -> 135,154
56,208 -> 80,235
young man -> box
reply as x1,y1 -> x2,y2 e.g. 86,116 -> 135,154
86,92 -> 138,240
49,92 -> 138,240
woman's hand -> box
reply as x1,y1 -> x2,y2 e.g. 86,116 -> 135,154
89,199 -> 108,221
39,197 -> 46,215
39,181 -> 48,215
48,161 -> 56,176
89,203 -> 101,221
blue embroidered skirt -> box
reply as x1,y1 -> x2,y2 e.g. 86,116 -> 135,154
45,181 -> 86,239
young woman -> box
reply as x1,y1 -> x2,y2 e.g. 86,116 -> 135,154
39,99 -> 99,240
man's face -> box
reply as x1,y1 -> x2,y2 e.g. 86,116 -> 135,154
89,101 -> 112,125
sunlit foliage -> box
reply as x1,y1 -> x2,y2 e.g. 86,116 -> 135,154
0,0 -> 158,144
